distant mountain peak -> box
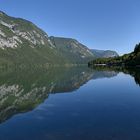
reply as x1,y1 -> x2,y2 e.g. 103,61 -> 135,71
90,49 -> 119,58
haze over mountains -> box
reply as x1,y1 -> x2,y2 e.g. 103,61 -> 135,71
0,11 -> 118,65
90,49 -> 119,58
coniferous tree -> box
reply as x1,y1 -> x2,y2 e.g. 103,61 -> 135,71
134,43 -> 140,53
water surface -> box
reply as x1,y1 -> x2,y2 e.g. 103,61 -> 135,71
0,66 -> 139,140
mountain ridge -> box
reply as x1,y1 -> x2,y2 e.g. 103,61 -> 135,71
90,49 -> 119,58
0,11 -> 118,65
0,11 -> 95,65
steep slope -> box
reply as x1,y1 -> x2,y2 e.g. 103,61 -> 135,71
90,49 -> 119,58
0,11 -> 69,65
49,36 -> 94,63
0,11 -> 94,65
0,11 -> 51,48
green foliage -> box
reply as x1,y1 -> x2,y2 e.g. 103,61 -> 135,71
0,12 -> 95,65
134,43 -> 140,54
49,37 -> 94,64
89,43 -> 140,67
0,24 -> 14,37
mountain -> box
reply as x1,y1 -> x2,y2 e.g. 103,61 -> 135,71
90,49 -> 119,58
88,43 -> 140,66
0,11 -> 94,65
49,36 -> 94,63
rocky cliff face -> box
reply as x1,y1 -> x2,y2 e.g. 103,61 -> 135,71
0,11 -> 95,64
0,11 -> 53,49
0,11 -> 120,65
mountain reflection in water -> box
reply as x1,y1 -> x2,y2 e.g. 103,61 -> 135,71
0,66 -> 118,123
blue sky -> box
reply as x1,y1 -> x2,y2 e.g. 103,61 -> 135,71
0,0 -> 140,55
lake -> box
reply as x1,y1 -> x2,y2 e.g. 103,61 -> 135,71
0,66 -> 139,140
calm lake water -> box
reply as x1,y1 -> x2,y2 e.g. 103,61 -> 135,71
0,66 -> 139,140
